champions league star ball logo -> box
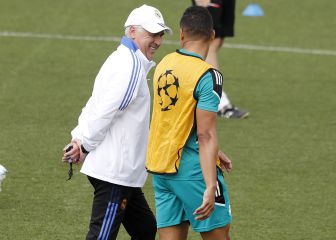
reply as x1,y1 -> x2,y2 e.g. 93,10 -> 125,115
157,70 -> 179,111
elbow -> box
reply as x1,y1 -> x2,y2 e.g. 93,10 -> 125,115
197,131 -> 214,144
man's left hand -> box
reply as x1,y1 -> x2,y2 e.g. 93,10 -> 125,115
218,150 -> 232,173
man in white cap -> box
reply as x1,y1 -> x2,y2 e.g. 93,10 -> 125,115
62,5 -> 171,240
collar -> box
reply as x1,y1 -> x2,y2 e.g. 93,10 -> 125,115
177,49 -> 204,60
121,36 -> 156,74
121,36 -> 138,51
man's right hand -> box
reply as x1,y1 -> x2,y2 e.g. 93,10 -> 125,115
62,142 -> 80,163
193,186 -> 216,221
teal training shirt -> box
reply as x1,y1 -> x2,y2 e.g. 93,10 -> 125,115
156,49 -> 220,180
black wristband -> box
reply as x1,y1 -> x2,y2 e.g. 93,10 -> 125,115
81,144 -> 89,154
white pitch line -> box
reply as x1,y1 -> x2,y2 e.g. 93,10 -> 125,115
1,31 -> 336,56
223,43 -> 336,56
0,31 -> 120,42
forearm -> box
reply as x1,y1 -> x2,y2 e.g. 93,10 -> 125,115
198,131 -> 218,191
81,115 -> 116,151
71,98 -> 119,152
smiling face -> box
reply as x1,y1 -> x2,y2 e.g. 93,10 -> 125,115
129,26 -> 164,61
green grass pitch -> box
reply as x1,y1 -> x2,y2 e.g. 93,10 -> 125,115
0,0 -> 335,239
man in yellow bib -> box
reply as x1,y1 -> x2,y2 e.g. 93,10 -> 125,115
146,6 -> 232,240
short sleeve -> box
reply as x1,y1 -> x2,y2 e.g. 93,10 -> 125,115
194,69 -> 223,112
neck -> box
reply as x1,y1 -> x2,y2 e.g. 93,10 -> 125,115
180,40 -> 210,59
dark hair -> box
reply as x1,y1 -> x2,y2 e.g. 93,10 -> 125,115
180,6 -> 213,41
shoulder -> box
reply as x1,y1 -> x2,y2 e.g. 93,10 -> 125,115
199,69 -> 223,86
102,45 -> 138,73
204,69 -> 223,85
195,69 -> 223,101
201,69 -> 223,97
158,52 -> 177,62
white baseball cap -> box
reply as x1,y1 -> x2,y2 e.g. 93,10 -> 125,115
124,5 -> 172,35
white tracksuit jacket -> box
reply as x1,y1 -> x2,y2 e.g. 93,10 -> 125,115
71,37 -> 155,187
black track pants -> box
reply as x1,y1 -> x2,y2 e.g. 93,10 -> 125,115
86,176 -> 157,240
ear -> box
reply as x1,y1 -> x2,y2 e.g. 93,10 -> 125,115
128,26 -> 137,39
180,29 -> 184,41
210,30 -> 215,41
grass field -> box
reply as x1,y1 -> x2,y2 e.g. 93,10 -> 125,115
0,0 -> 335,239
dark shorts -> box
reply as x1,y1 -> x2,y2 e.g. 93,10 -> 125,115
192,0 -> 236,38
86,176 -> 156,240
